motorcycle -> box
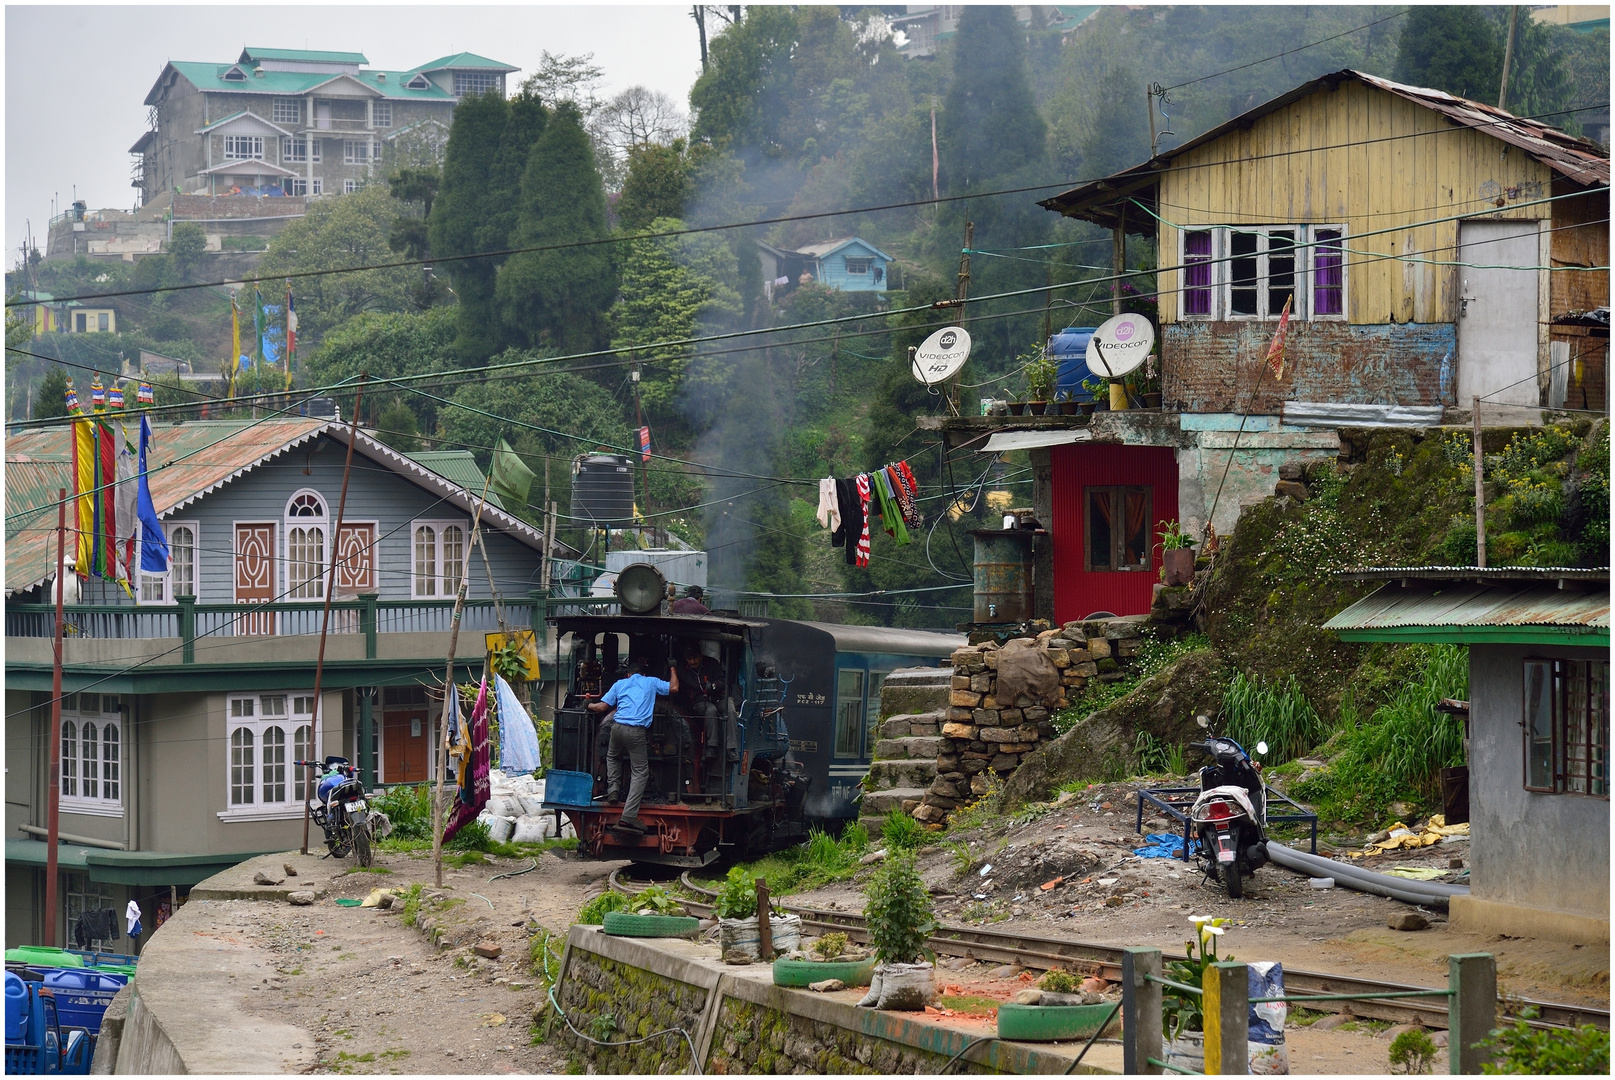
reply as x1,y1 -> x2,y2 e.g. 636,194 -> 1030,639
298,756 -> 388,866
1188,717 -> 1270,900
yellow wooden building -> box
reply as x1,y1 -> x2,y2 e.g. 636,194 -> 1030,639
1043,70 -> 1609,420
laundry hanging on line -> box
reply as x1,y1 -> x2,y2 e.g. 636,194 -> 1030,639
822,461 -> 922,566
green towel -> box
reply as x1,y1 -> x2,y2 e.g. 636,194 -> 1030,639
873,469 -> 910,545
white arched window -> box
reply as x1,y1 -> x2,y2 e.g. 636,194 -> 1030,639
411,519 -> 470,598
61,720 -> 78,798
285,491 -> 328,599
81,722 -> 99,800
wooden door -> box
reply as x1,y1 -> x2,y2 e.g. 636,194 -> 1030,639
234,523 -> 276,635
1457,221 -> 1541,412
382,708 -> 429,783
335,523 -> 376,595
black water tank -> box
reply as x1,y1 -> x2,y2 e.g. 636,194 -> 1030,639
571,453 -> 634,527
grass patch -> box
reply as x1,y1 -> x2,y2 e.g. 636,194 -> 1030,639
881,809 -> 925,851
380,1049 -> 410,1060
576,891 -> 628,925
938,994 -> 1001,1013
1222,672 -> 1328,766
335,1051 -> 376,1063
692,822 -> 876,899
345,865 -> 393,874
399,883 -> 423,927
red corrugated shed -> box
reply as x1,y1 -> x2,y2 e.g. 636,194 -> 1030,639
1050,443 -> 1178,622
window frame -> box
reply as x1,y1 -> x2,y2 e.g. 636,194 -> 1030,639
289,177 -> 323,196
222,134 -> 264,161
1224,227 -> 1302,321
59,694 -> 123,817
342,140 -> 374,165
844,257 -> 872,275
139,521 -> 197,605
283,490 -> 329,600
833,667 -> 866,759
1083,485 -> 1154,573
219,692 -> 319,820
1180,228 -> 1218,319
1180,225 -> 1350,322
1309,224 -> 1348,321
1522,657 -> 1611,797
280,137 -> 321,164
372,101 -> 392,128
452,71 -> 501,97
272,98 -> 301,125
343,179 -> 360,194
411,519 -> 469,599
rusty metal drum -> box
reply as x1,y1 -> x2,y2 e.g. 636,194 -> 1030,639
971,529 -> 1034,623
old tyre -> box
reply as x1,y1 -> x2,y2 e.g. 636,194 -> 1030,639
997,1002 -> 1118,1042
772,956 -> 877,988
601,912 -> 699,937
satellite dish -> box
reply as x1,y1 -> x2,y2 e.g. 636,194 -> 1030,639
615,562 -> 666,615
1085,313 -> 1156,379
912,326 -> 972,384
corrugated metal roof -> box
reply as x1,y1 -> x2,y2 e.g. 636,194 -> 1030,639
1323,580 -> 1609,634
5,458 -> 74,541
1337,566 -> 1609,582
241,47 -> 369,64
411,52 -> 519,73
407,451 -> 505,510
1041,69 -> 1610,227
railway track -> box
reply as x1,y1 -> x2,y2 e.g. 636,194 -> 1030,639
609,869 -> 1609,1034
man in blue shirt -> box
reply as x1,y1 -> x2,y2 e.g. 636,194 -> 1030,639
587,656 -> 680,832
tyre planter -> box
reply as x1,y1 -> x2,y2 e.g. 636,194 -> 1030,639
718,914 -> 802,961
772,956 -> 877,988
601,911 -> 700,937
996,1002 -> 1117,1042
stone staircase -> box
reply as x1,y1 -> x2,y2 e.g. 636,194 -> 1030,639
859,667 -> 952,826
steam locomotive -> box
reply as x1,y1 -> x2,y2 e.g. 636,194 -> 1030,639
542,563 -> 961,866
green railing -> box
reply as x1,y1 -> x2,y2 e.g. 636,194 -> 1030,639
1122,948 -> 1497,1075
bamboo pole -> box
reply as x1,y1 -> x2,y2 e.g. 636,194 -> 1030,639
45,491 -> 66,946
1472,397 -> 1487,567
432,471 -> 496,887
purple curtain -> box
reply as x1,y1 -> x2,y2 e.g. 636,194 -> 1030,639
1314,230 -> 1343,316
1184,231 -> 1213,315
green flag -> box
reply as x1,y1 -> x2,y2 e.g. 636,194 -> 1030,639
490,438 -> 535,509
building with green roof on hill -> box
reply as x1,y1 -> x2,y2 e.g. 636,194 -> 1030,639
133,46 -> 517,203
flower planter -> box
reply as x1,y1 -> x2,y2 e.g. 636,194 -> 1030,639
1142,392 -> 1164,408
1078,403 -> 1098,417
1008,402 -> 1028,416
1028,400 -> 1049,416
601,911 -> 700,937
718,914 -> 802,961
1058,400 -> 1080,416
772,955 -> 878,988
855,961 -> 935,1011
996,1002 -> 1117,1042
1162,548 -> 1197,587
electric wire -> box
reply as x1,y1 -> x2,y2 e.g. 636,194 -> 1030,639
1160,10 -> 1412,92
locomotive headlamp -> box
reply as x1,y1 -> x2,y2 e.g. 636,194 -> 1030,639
615,562 -> 667,615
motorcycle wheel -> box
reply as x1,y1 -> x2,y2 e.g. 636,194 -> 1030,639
1225,861 -> 1244,899
354,825 -> 373,867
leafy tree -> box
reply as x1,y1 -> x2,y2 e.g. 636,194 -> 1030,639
167,223 -> 207,283
1394,7 -> 1504,103
495,103 -> 616,355
255,185 -> 417,342
387,167 -> 441,262
429,91 -> 511,367
938,7 -> 1046,196
478,91 -> 550,265
302,306 -> 457,432
375,399 -> 421,452
617,140 -> 702,231
34,365 -> 69,420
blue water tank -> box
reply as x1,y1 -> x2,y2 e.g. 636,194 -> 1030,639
1049,327 -> 1099,401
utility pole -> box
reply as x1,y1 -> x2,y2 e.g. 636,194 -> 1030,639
631,364 -> 651,545
1112,205 -> 1127,316
1498,6 -> 1520,111
45,491 -> 66,947
950,221 -> 974,415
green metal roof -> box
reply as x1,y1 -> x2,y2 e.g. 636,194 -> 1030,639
5,839 -> 270,886
408,450 -> 505,510
412,52 -> 519,73
164,61 -> 456,101
1323,572 -> 1609,647
241,46 -> 368,65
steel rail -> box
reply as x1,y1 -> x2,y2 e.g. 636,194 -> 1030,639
603,869 -> 1609,1034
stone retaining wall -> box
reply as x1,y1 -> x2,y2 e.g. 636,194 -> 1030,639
915,617 -> 1148,825
554,948 -> 710,1073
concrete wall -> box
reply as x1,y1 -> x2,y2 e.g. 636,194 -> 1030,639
1463,643 -> 1609,937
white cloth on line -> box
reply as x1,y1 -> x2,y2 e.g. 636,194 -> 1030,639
126,899 -> 142,936
816,477 -> 841,532
495,675 -> 542,774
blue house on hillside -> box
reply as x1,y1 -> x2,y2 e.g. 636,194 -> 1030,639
759,237 -> 894,298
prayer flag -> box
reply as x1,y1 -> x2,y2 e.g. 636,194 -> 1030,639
107,385 -> 125,410
489,437 -> 535,509
67,383 -> 94,576
90,377 -> 105,410
230,291 -> 241,371
96,418 -> 117,580
137,415 -> 170,573
137,381 -> 154,406
253,285 -> 266,362
114,419 -> 139,583
285,288 -> 297,360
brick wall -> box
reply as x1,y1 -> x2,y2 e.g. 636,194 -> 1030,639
1164,320 -> 1458,413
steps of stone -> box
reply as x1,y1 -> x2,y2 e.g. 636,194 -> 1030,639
860,787 -> 929,815
879,712 -> 946,739
878,680 -> 951,721
872,736 -> 943,761
867,759 -> 937,790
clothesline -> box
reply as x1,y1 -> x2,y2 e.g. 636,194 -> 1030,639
815,461 -> 922,568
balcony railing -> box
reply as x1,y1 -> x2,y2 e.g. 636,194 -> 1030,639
7,592 -> 550,664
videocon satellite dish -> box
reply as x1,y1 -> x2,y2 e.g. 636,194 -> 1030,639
615,562 -> 667,615
1085,313 -> 1155,379
912,326 -> 972,384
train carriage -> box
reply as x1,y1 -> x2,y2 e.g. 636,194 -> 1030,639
542,564 -> 960,866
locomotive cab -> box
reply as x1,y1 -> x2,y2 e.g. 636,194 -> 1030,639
544,610 -> 809,865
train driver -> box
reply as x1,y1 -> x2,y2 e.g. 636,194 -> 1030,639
586,656 -> 680,834
673,643 -> 727,765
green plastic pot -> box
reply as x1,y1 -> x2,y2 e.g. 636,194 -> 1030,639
600,911 -> 699,938
771,956 -> 877,988
996,1002 -> 1117,1042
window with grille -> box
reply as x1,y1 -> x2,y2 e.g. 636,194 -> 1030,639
412,521 -> 468,598
1176,225 -> 1345,320
834,668 -> 865,758
64,874 -> 116,952
140,522 -> 196,604
453,71 -> 501,97
61,695 -> 121,813
290,178 -> 323,196
285,492 -> 327,599
281,137 -> 320,163
1312,229 -> 1345,317
1524,658 -> 1610,796
343,140 -> 374,164
344,179 -> 360,194
273,99 -> 301,125
223,135 -> 264,160
1182,230 -> 1214,317
226,693 -> 317,814
1085,487 -> 1152,572
373,101 -> 392,127
845,257 -> 871,274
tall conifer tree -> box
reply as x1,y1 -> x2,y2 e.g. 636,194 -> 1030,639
429,91 -> 509,367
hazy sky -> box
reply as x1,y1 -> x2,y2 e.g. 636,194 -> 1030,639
4,4 -> 706,258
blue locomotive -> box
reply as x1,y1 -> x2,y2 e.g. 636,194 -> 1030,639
543,564 -> 960,866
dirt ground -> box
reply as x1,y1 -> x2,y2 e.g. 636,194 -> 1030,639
228,846 -> 627,1075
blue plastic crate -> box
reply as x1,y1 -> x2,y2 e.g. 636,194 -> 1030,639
542,769 -> 594,807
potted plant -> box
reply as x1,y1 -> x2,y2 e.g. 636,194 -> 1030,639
1162,916 -> 1232,1071
1025,347 -> 1059,416
773,930 -> 878,988
1056,389 -> 1080,416
1157,519 -> 1197,587
1082,375 -> 1109,413
714,867 -> 801,962
600,885 -> 700,938
856,851 -> 936,1010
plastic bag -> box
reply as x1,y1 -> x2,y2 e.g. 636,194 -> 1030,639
1247,961 -> 1289,1075
856,962 -> 935,1011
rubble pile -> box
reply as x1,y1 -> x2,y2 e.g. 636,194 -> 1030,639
914,618 -> 1148,825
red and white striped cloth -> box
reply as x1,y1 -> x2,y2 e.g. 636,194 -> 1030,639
854,474 -> 872,567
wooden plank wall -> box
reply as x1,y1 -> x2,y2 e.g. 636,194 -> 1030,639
1155,80 -> 1556,327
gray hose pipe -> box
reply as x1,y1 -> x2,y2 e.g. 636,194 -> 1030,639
1266,841 -> 1467,908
